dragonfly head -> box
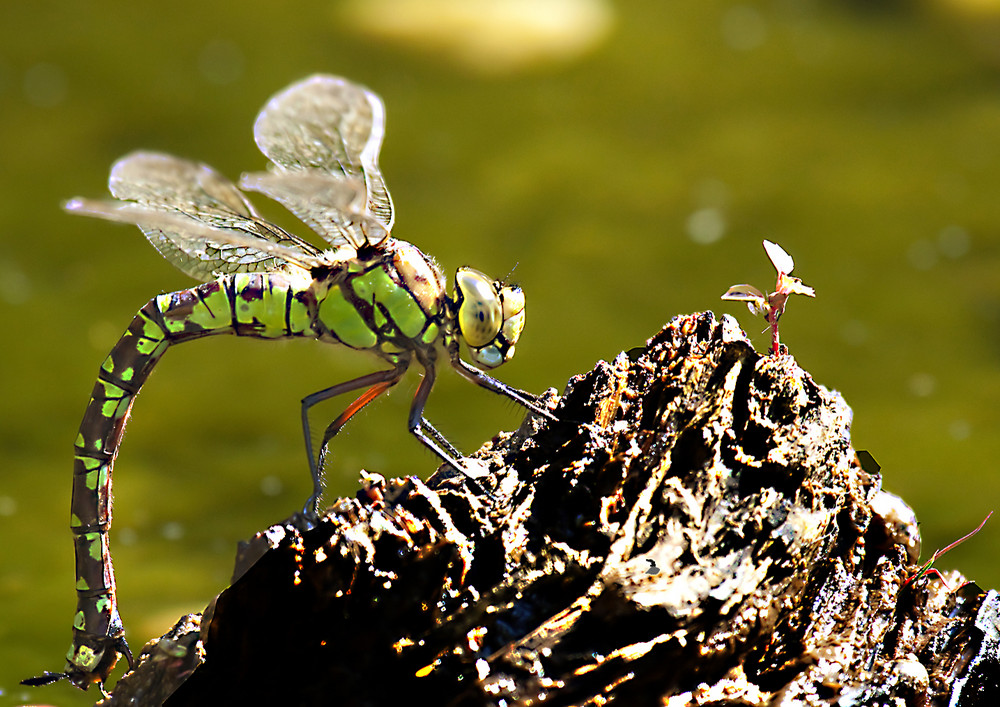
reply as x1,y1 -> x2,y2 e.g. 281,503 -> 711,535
454,267 -> 525,369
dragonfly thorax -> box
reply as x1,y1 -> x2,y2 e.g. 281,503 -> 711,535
391,241 -> 448,315
453,267 -> 525,370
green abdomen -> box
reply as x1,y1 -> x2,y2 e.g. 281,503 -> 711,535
66,258 -> 449,677
68,272 -> 312,673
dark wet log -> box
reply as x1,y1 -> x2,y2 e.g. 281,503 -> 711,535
101,312 -> 1000,706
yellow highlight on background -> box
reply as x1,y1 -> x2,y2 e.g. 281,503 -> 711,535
339,0 -> 614,74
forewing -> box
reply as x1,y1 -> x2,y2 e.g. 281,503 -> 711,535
98,151 -> 323,280
762,240 -> 795,275
251,74 -> 393,249
66,198 -> 325,277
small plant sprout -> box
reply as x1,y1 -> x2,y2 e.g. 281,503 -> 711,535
721,240 -> 815,355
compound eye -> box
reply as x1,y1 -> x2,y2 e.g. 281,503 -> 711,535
500,286 -> 525,345
456,268 -> 502,348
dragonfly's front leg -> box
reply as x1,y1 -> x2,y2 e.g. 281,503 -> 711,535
450,356 -> 558,423
301,361 -> 408,515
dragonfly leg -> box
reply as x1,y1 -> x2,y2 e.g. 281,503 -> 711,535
407,361 -> 496,499
414,414 -> 461,460
450,355 -> 558,423
405,361 -> 462,470
315,380 -> 399,476
301,361 -> 408,515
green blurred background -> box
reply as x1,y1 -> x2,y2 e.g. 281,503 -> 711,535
4,0 -> 1000,703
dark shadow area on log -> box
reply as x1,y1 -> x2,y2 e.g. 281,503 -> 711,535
100,312 -> 1000,706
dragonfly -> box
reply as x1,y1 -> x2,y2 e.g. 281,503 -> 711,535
28,74 -> 556,693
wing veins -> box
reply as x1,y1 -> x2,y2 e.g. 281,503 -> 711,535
77,151 -> 336,280
251,74 -> 395,250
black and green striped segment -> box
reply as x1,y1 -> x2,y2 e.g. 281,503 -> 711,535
64,259 -> 447,684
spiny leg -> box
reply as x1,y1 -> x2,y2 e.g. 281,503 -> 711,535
405,361 -> 462,469
451,356 -> 558,423
315,379 -> 398,481
315,363 -> 465,479
414,414 -> 461,460
301,361 -> 408,514
406,361 -> 496,498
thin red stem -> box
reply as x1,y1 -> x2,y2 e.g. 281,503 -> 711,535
903,510 -> 993,586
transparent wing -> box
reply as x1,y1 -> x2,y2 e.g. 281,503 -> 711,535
83,151 -> 326,281
249,74 -> 393,249
239,171 -> 388,247
65,198 -> 326,276
763,240 -> 795,275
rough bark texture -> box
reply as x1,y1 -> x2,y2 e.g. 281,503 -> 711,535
100,312 -> 1000,706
